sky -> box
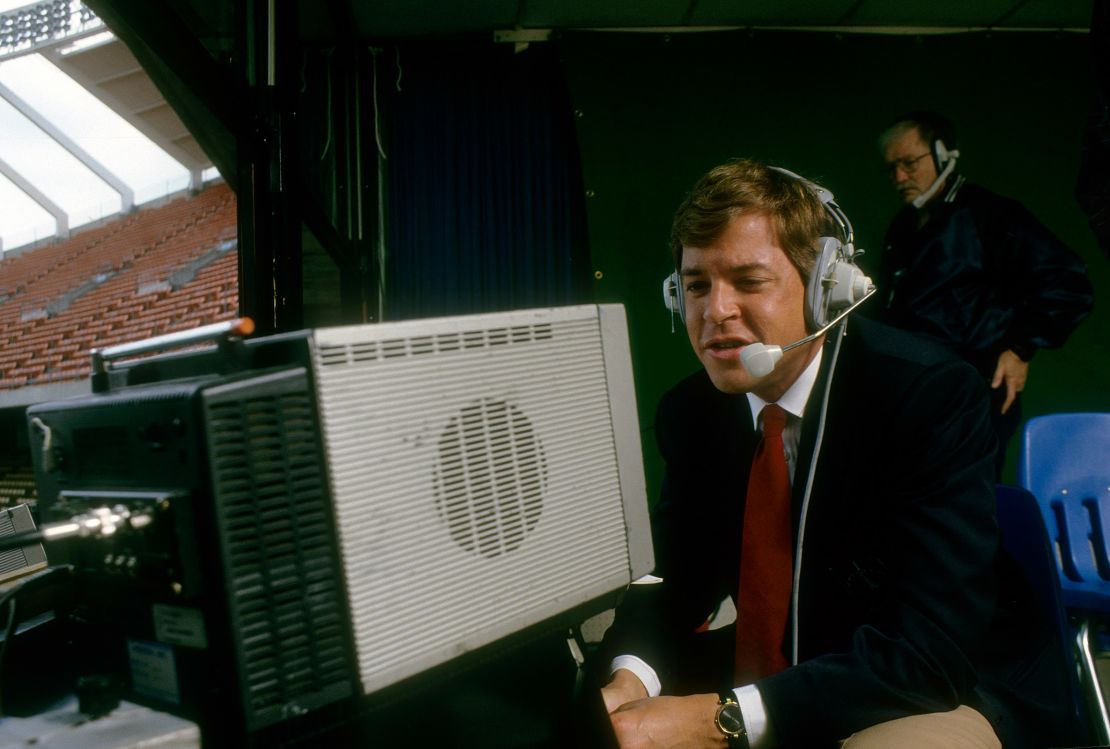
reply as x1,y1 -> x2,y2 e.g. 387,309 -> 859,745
0,0 -> 207,253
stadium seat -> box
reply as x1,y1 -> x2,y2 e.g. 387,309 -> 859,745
0,184 -> 237,389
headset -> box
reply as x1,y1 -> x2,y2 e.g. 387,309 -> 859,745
910,136 -> 960,209
662,166 -> 875,376
905,111 -> 961,209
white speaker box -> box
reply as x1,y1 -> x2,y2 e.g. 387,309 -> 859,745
309,304 -> 652,694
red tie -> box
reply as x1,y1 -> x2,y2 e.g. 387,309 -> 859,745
735,403 -> 792,682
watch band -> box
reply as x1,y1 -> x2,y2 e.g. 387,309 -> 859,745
715,691 -> 751,749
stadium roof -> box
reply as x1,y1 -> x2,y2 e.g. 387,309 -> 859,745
0,0 -> 217,253
0,0 -> 1091,257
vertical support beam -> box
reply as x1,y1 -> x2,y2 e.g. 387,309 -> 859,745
0,81 -> 135,212
0,154 -> 69,239
234,0 -> 302,335
322,0 -> 381,325
349,46 -> 382,323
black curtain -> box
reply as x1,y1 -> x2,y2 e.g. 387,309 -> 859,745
379,40 -> 591,319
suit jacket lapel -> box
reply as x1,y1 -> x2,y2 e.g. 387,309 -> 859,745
793,332 -> 840,518
714,386 -> 759,528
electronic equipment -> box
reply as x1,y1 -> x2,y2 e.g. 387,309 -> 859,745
661,167 -> 874,376
0,504 -> 47,584
25,305 -> 652,747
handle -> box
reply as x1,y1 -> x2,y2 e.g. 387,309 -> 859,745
90,317 -> 255,375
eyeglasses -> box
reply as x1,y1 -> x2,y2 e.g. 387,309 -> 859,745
884,152 -> 931,177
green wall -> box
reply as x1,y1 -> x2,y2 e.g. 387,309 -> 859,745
560,29 -> 1109,495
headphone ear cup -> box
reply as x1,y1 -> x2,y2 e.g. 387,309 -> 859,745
934,138 -> 950,169
663,271 -> 685,324
805,237 -> 841,332
806,237 -> 873,333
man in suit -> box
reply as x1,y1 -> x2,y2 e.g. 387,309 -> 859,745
597,159 -> 1075,748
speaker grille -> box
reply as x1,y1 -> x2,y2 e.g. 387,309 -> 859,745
204,372 -> 354,730
433,398 -> 546,558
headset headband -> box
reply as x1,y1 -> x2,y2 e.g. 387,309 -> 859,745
766,166 -> 855,250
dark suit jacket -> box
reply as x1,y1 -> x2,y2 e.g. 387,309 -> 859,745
601,317 -> 1076,748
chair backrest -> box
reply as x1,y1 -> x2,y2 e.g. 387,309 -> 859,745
994,483 -> 1088,737
1018,412 -> 1110,610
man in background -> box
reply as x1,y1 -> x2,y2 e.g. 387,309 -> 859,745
875,111 -> 1093,476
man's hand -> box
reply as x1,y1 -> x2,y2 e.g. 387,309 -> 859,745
601,668 -> 649,714
609,693 -> 725,749
991,350 -> 1029,415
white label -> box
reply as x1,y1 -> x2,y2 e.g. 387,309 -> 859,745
128,639 -> 181,705
153,604 -> 208,649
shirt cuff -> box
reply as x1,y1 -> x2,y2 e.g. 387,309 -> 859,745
608,655 -> 661,698
734,684 -> 774,748
607,658 -> 773,746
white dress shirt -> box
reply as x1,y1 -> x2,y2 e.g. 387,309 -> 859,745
610,349 -> 823,748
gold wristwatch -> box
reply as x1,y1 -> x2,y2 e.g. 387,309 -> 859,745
715,691 -> 750,749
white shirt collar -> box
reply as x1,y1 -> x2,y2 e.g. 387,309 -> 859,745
745,347 -> 823,428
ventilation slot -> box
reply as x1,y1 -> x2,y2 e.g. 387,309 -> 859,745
410,336 -> 435,356
0,511 -> 27,577
382,339 -> 406,359
463,330 -> 485,350
205,388 -> 353,729
317,345 -> 348,367
319,322 -> 558,366
351,341 -> 379,362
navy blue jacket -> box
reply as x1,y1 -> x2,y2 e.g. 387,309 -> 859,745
875,179 -> 1093,377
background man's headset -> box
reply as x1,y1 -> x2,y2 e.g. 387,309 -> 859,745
661,167 -> 876,377
910,136 -> 960,208
907,112 -> 961,209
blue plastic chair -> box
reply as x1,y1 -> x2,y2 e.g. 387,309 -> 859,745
1018,412 -> 1110,743
994,484 -> 1089,742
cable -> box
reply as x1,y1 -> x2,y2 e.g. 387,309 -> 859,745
319,47 -> 334,162
369,46 -> 387,160
0,529 -> 47,553
789,321 -> 846,665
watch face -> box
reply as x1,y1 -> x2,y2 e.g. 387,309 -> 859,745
717,702 -> 744,735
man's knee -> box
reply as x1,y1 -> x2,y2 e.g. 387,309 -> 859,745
840,705 -> 1001,749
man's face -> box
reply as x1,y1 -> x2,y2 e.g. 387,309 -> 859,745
681,213 -> 817,401
883,128 -> 939,205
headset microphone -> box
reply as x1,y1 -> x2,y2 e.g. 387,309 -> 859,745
739,286 -> 876,377
911,142 -> 960,209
